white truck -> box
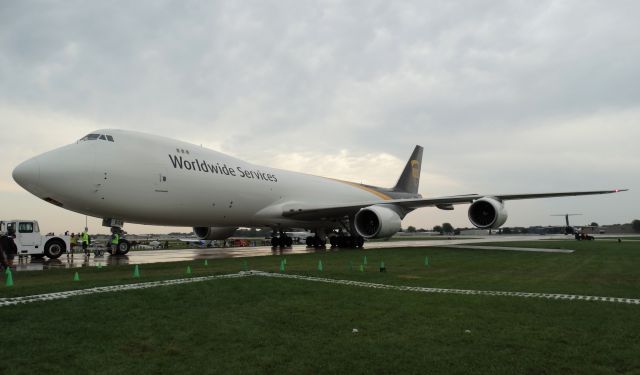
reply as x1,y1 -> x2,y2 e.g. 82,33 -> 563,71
0,220 -> 70,259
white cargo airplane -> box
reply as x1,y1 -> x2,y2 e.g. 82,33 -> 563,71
12,129 -> 626,255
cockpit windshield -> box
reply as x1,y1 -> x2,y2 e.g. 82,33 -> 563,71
79,134 -> 115,142
81,134 -> 100,141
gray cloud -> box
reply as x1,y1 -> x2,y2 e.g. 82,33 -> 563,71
0,0 -> 638,233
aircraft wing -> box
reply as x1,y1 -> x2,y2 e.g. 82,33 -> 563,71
281,189 -> 627,221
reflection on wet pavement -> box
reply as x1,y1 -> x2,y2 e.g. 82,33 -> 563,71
13,244 -> 344,271
13,235 -> 562,271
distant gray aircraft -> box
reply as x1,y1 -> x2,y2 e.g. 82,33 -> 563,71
551,213 -> 600,235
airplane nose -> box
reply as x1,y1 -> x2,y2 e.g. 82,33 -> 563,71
13,157 -> 41,189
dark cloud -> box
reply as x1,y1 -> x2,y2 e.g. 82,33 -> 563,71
0,0 -> 638,232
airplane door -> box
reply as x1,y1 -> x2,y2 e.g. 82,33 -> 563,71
152,167 -> 169,193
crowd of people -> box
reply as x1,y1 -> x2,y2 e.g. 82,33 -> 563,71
66,229 -> 91,256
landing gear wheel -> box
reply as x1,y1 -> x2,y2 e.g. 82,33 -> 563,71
271,237 -> 279,248
312,236 -> 326,248
44,240 -> 65,259
285,236 -> 293,247
116,239 -> 130,255
329,237 -> 337,248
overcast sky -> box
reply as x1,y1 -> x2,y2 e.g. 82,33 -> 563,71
1,0 -> 638,235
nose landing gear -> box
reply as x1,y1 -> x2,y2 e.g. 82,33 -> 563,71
103,219 -> 131,255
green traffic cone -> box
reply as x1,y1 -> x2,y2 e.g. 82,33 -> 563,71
133,264 -> 140,278
97,262 -> 102,269
5,269 -> 13,287
363,255 -> 368,266
279,259 -> 285,272
186,265 -> 192,275
379,260 -> 386,272
283,258 -> 287,265
73,271 -> 80,282
204,259 -> 208,266
424,256 -> 429,267
5,267 -> 10,275
359,264 -> 364,272
317,259 -> 323,272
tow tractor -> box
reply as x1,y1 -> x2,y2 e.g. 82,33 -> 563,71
0,220 -> 70,259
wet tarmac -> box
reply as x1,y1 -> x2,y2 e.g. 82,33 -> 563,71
12,235 -> 572,271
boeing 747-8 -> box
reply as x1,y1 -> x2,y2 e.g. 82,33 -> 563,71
12,129 -> 626,256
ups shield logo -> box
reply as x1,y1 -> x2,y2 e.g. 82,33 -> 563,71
411,160 -> 420,179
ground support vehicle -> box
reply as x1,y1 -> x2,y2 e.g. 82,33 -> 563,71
0,220 -> 70,259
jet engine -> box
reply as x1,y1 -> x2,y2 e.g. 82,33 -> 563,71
193,226 -> 238,240
354,205 -> 402,239
468,197 -> 508,229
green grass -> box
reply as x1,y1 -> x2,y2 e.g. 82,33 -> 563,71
2,276 -> 639,374
1,240 -> 639,374
597,236 -> 640,240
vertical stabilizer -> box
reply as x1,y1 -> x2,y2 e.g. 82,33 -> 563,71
393,145 -> 423,194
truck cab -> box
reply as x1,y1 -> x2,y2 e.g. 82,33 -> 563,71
0,220 -> 70,259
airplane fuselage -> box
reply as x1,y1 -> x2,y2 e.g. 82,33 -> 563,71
13,129 -> 408,229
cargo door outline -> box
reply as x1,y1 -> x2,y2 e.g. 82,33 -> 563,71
153,167 -> 169,193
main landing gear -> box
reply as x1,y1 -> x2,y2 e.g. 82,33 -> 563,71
271,230 -> 293,249
305,230 -> 364,249
305,235 -> 326,248
328,234 -> 364,249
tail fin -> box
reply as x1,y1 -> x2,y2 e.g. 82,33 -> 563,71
393,145 -> 423,194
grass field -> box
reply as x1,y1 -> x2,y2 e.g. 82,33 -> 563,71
1,239 -> 639,374
598,236 -> 640,240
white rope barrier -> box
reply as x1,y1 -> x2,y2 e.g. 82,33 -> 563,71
1,270 -> 638,307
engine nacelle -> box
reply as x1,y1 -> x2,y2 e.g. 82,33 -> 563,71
468,197 -> 508,229
193,226 -> 237,240
354,205 -> 402,239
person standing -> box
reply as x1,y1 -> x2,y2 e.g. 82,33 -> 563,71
0,231 -> 10,271
69,233 -> 77,255
0,228 -> 18,269
81,228 -> 90,257
110,231 -> 120,256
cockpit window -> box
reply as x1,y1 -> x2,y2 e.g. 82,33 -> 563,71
79,134 -> 115,142
80,134 -> 100,141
